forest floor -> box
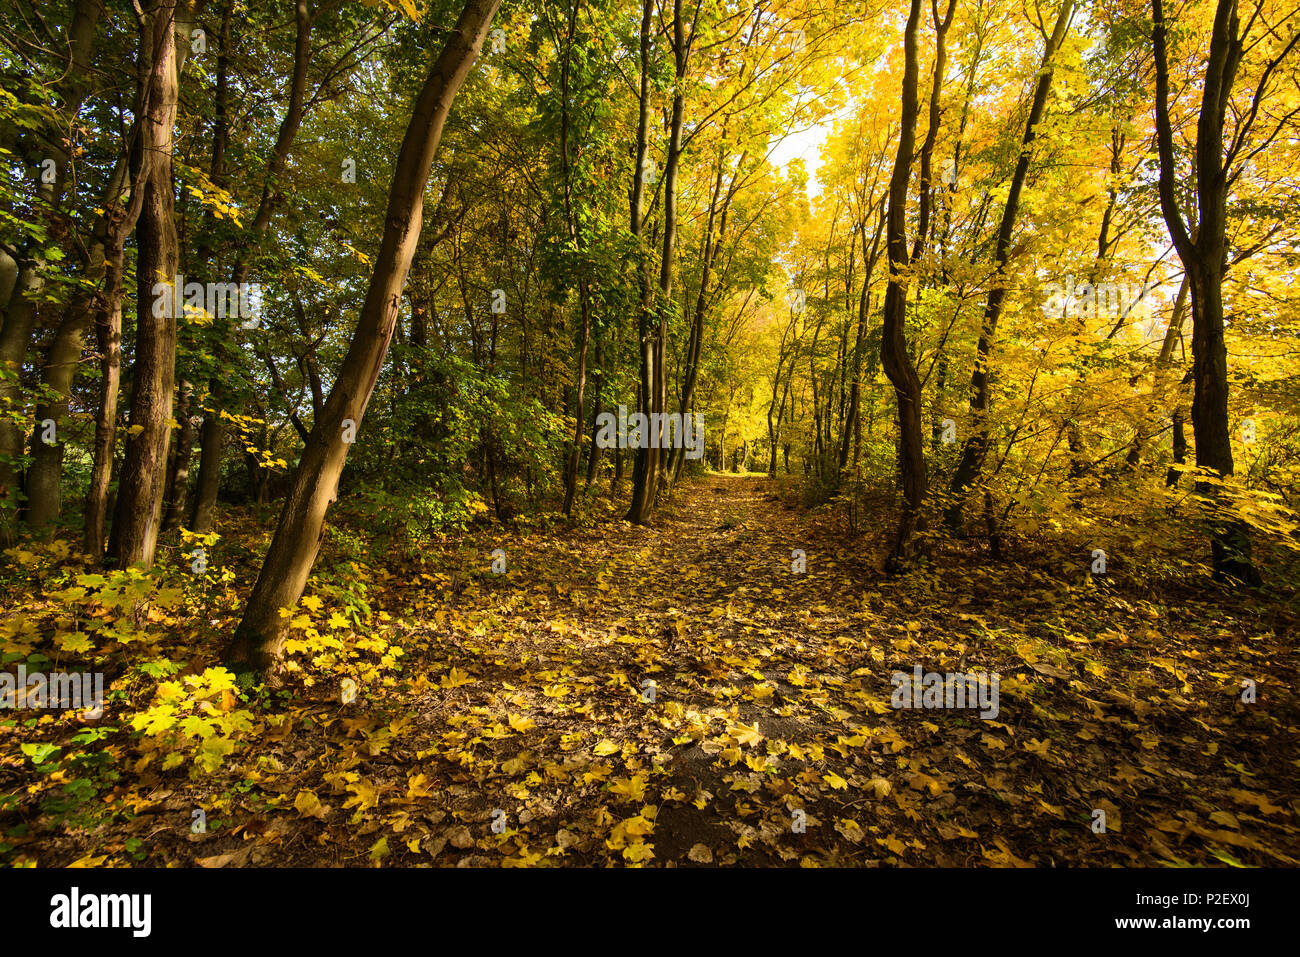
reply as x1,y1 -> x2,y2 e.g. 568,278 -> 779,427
10,474 -> 1300,867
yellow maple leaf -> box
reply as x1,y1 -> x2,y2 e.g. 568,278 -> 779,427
729,721 -> 764,747
441,667 -> 473,689
609,775 -> 647,802
623,841 -> 654,863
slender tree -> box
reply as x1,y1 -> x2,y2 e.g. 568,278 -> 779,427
946,0 -> 1076,530
107,0 -> 182,569
1150,0 -> 1297,584
225,0 -> 503,673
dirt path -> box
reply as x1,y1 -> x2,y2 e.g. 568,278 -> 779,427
264,473 -> 1290,867
78,474 -> 1299,867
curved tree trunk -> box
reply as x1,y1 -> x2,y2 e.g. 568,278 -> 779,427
879,0 -> 932,570
224,0 -> 502,674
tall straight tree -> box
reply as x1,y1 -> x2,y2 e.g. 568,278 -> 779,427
191,0 -> 316,534
558,0 -> 594,518
21,0 -> 108,532
625,0 -> 656,522
108,0 -> 181,568
1151,0 -> 1297,584
225,0 -> 502,674
628,0 -> 692,523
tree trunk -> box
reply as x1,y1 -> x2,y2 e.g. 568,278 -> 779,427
24,301 -> 87,533
585,333 -> 604,488
0,261 -> 47,540
629,0 -> 686,523
84,234 -> 138,557
946,0 -> 1075,530
224,0 -> 502,674
563,283 -> 591,515
880,0 -> 940,570
191,0 -> 310,534
671,137 -> 737,484
18,0 -> 108,533
27,152 -> 134,532
559,3 -> 591,518
1125,275 -> 1189,471
841,203 -> 885,471
108,0 -> 181,569
162,378 -> 196,530
1152,0 -> 1261,584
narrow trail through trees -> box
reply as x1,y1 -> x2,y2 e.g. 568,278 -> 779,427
62,475 -> 1293,868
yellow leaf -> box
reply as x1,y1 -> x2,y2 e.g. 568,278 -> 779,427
441,667 -> 473,689
406,774 -> 435,799
609,774 -> 648,802
343,779 -> 380,812
729,721 -> 764,747
1227,789 -> 1284,815
57,632 -> 93,654
1024,738 -> 1051,756
623,841 -> 654,863
507,713 -> 535,733
880,835 -> 906,854
294,789 -> 328,819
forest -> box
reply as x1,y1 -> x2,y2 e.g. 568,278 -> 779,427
0,0 -> 1298,871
